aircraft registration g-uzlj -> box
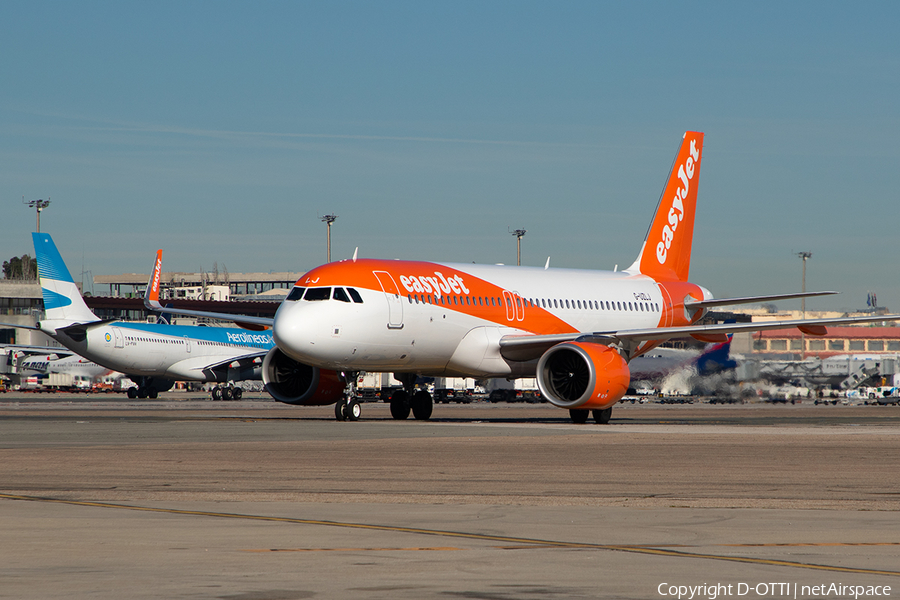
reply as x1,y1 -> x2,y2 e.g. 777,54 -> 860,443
1,233 -> 276,399
152,131 -> 898,423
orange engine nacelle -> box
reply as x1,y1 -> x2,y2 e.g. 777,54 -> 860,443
261,347 -> 345,406
536,342 -> 630,411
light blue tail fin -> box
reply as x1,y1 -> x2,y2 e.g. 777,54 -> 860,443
32,233 -> 99,324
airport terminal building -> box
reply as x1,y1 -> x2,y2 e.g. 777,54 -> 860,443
0,269 -> 299,347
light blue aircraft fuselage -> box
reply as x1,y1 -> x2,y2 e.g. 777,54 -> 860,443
30,233 -> 274,397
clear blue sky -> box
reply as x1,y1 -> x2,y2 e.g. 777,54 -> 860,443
2,1 -> 898,311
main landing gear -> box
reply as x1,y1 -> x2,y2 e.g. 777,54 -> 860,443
389,373 -> 433,421
388,389 -> 433,421
127,386 -> 158,399
568,407 -> 613,424
125,377 -> 173,400
211,384 -> 243,401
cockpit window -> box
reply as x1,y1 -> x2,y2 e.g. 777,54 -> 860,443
333,287 -> 351,303
347,288 -> 363,303
286,287 -> 305,301
303,287 -> 331,301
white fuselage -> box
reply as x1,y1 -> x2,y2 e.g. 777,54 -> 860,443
41,321 -> 274,382
273,261 -> 705,378
18,354 -> 111,379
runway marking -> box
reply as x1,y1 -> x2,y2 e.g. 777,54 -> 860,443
722,542 -> 900,547
245,547 -> 461,552
2,493 -> 899,577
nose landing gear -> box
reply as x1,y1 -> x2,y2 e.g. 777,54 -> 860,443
335,397 -> 361,421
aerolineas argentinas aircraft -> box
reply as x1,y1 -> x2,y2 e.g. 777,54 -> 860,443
19,233 -> 277,398
153,132 -> 900,423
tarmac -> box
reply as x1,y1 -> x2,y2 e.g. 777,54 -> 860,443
1,392 -> 899,599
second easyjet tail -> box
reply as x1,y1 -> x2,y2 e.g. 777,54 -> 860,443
626,131 -> 704,282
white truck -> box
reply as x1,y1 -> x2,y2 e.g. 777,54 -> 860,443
487,378 -> 543,403
356,372 -> 404,401
432,377 -> 476,403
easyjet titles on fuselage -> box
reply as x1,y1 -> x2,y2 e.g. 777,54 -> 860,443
399,271 -> 470,299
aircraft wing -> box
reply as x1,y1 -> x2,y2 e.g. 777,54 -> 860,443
144,249 -> 275,330
0,321 -> 40,331
683,290 -> 838,310
499,313 -> 900,361
145,305 -> 275,329
0,343 -> 74,357
164,350 -> 268,380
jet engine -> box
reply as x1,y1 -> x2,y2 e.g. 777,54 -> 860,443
262,347 -> 345,406
536,342 -> 630,410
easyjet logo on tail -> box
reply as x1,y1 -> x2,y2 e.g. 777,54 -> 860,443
150,250 -> 163,301
656,139 -> 700,265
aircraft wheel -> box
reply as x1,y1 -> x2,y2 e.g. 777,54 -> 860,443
411,390 -> 433,420
211,386 -> 222,401
148,389 -> 159,399
592,408 -> 612,424
127,387 -> 138,399
390,390 -> 410,420
569,409 -> 589,424
347,399 -> 362,421
232,387 -> 242,400
222,387 -> 233,401
334,399 -> 347,421
137,387 -> 149,399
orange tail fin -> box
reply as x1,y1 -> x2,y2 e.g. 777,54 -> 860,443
628,131 -> 704,282
144,249 -> 164,310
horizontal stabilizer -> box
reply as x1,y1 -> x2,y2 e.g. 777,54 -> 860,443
143,304 -> 274,329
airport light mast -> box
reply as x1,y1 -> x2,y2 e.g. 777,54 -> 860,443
797,251 -> 812,359
321,214 -> 338,263
797,252 -> 812,318
23,197 -> 51,233
510,228 -> 526,266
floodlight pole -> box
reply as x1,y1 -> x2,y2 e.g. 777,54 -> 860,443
23,197 -> 51,233
321,214 -> 338,263
797,251 -> 812,359
510,228 -> 526,266
797,252 -> 812,318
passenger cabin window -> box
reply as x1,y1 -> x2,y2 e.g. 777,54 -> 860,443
347,288 -> 364,303
304,287 -> 331,301
333,287 -> 351,303
286,287 -> 305,301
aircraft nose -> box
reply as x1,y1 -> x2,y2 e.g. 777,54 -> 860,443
272,301 -> 311,361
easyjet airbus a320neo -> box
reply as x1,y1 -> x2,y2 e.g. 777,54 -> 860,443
153,131 -> 899,423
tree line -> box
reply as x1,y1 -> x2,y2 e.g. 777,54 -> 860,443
2,255 -> 37,280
